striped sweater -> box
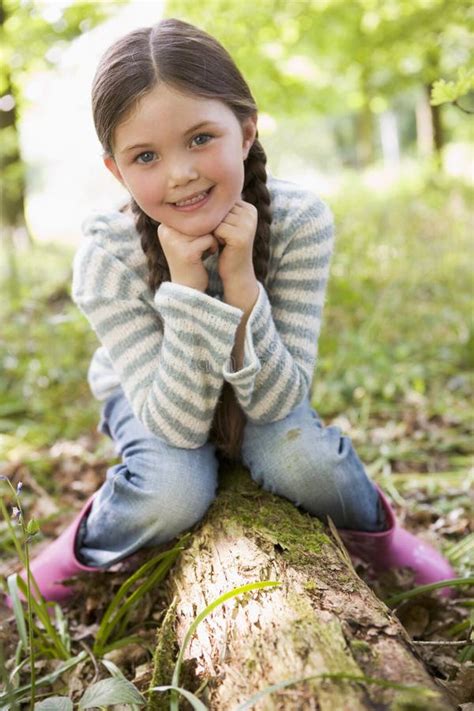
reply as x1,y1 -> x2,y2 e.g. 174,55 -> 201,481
71,174 -> 334,448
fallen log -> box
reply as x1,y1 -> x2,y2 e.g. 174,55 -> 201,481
149,464 -> 453,711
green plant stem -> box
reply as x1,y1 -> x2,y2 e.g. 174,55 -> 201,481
15,576 -> 70,660
24,540 -> 36,710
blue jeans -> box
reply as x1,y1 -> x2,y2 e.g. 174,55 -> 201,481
77,389 -> 385,567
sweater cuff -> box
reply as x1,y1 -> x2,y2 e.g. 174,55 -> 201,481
154,281 -> 244,321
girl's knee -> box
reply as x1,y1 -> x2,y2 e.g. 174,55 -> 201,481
242,414 -> 364,522
124,445 -> 218,534
242,400 -> 349,490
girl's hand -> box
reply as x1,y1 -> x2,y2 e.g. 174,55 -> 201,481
157,223 -> 218,293
213,200 -> 258,285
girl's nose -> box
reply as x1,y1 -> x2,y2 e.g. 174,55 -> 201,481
167,158 -> 199,187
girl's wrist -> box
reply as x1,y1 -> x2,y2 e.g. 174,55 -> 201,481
223,274 -> 259,313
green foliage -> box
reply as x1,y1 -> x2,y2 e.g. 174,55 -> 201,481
0,0 -> 127,226
431,66 -> 474,107
3,672 -> 146,710
164,0 -> 472,116
0,0 -> 125,92
78,677 -> 146,708
314,167 -> 473,469
0,241 -> 99,482
92,543 -> 189,657
387,577 -> 474,606
0,481 -> 189,707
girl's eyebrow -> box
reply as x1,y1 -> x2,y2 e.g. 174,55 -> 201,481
121,120 -> 219,153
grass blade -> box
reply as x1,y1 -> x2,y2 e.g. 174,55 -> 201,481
150,685 -> 208,710
7,575 -> 28,649
93,556 -> 175,655
93,542 -> 186,654
15,576 -> 70,660
54,604 -> 72,656
444,533 -> 474,562
0,651 -> 87,706
170,581 -> 281,711
233,672 -> 441,710
386,576 -> 474,606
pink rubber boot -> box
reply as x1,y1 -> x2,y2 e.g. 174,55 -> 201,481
337,485 -> 456,598
6,496 -> 101,606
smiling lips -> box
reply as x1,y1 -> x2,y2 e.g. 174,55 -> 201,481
171,187 -> 213,211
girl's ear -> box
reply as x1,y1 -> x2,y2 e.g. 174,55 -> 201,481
242,114 -> 258,160
103,155 -> 125,186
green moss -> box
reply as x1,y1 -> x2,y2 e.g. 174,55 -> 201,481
245,657 -> 257,673
350,640 -> 371,654
282,591 -> 365,701
216,466 -> 332,567
147,598 -> 179,711
392,691 -> 446,711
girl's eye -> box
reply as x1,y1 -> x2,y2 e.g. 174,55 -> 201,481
191,133 -> 213,147
134,134 -> 212,164
135,151 -> 156,165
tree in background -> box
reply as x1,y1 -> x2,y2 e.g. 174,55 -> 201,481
165,0 -> 472,167
0,0 -> 126,239
1,0 -> 471,239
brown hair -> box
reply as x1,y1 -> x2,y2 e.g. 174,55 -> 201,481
91,18 -> 272,462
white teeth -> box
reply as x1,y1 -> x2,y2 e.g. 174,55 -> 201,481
175,190 -> 209,207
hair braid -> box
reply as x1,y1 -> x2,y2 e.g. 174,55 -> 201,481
129,202 -> 168,292
242,138 -> 272,287
208,137 -> 272,462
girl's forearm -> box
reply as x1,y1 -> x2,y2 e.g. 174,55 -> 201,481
223,276 -> 259,371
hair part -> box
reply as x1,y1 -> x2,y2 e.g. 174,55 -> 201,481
92,18 -> 272,462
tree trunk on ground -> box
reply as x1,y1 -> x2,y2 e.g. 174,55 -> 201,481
149,465 -> 453,711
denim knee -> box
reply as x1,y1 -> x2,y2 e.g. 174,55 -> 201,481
79,389 -> 220,566
241,398 -> 382,530
124,447 -> 218,538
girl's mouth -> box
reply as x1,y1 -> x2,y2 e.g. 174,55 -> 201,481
171,187 -> 214,212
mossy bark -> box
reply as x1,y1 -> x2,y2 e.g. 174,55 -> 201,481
149,465 -> 453,711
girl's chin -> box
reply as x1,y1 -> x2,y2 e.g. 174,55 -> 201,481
163,212 -> 228,237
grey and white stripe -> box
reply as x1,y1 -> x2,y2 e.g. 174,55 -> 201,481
71,174 -> 334,448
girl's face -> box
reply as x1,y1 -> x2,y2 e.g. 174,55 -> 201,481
104,83 -> 257,236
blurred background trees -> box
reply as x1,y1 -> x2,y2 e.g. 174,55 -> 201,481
0,0 -> 472,244
168,0 -> 472,165
0,0 -> 472,450
0,4 -> 472,697
0,0 -> 125,236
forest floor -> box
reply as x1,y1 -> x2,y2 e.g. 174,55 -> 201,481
0,168 -> 472,708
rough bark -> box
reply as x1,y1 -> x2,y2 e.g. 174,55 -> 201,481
149,465 -> 453,711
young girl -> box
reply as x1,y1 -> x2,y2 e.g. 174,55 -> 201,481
10,18 -> 454,604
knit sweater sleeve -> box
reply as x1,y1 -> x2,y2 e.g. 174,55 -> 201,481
221,194 -> 334,422
72,233 -> 244,449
